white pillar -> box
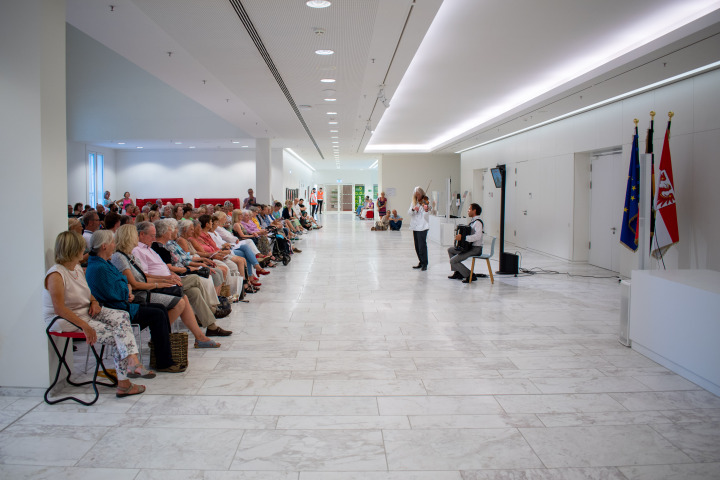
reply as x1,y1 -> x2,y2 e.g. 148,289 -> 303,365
255,138 -> 271,204
0,0 -> 68,388
271,148 -> 284,204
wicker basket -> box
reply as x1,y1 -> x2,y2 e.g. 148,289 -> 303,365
149,332 -> 189,368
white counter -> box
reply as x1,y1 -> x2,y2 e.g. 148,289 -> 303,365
629,269 -> 720,396
428,216 -> 464,246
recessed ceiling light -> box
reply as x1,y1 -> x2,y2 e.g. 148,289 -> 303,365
232,141 -> 240,144
329,121 -> 338,124
330,129 -> 339,132
326,112 -> 337,115
306,0 -> 331,8
324,98 -> 336,102
174,142 -> 182,145
189,146 -> 196,149
315,49 -> 334,55
331,136 -> 338,138
241,145 -> 249,148
320,78 -> 336,83
298,104 -> 312,110
136,146 -> 143,149
117,142 -> 125,145
332,141 -> 339,144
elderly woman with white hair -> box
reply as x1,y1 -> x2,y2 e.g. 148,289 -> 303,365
157,219 -> 224,292
211,211 -> 271,276
176,219 -> 230,288
85,231 -> 187,372
109,225 -> 220,348
153,219 -> 232,335
191,214 -> 258,293
44,231 -> 151,397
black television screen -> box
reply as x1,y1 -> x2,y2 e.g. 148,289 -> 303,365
490,167 -> 503,188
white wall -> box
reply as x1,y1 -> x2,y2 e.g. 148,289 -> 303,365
380,153 -> 461,216
461,68 -> 720,272
314,169 -> 377,188
282,151 -> 315,200
115,149 -> 258,203
66,24 -> 245,144
67,141 -> 116,206
0,0 -> 67,388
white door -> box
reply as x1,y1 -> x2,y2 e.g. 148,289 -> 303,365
589,153 -> 624,272
515,162 -> 530,249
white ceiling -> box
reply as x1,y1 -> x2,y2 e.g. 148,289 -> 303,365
66,0 -> 720,170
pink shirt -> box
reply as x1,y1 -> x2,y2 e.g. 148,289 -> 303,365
132,242 -> 171,277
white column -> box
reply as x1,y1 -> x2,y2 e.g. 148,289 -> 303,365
271,148 -> 284,203
255,138 -> 271,204
0,0 -> 68,388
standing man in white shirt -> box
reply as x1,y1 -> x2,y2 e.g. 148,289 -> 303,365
447,203 -> 484,283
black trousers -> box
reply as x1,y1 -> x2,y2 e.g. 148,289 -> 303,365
133,303 -> 175,369
413,229 -> 429,266
317,200 -> 323,214
311,204 -> 318,217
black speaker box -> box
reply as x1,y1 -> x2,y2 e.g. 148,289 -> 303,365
498,252 -> 519,275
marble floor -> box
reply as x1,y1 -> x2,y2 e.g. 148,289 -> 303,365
2,213 -> 720,479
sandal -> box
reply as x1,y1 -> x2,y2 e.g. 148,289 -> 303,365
194,339 -> 221,348
127,364 -> 156,379
116,383 -> 146,398
157,363 -> 186,373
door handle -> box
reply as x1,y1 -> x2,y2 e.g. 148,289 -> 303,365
611,227 -> 616,234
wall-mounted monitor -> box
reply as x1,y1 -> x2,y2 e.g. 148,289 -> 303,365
490,167 -> 503,188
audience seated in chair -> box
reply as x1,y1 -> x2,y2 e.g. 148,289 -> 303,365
44,231 -> 151,397
84,230 -> 188,372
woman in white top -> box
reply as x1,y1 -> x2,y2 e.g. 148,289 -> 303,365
408,186 -> 430,271
43,231 -> 152,398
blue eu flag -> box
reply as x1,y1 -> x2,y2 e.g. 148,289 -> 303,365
620,127 -> 640,251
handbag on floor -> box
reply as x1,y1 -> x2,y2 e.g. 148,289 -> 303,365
149,332 -> 188,368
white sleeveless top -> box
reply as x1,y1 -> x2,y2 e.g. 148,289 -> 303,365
43,264 -> 92,332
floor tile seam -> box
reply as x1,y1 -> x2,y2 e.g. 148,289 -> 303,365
646,422 -> 708,463
515,426 -> 551,470
226,428 -> 251,470
68,423 -> 114,468
0,397 -> 46,434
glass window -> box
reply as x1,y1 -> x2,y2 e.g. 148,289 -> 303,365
88,152 -> 96,207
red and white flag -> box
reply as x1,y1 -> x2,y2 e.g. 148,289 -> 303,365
651,120 -> 679,259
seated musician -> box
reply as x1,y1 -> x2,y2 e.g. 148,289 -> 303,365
447,203 -> 484,283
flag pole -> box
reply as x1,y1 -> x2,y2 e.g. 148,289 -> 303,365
653,111 -> 674,269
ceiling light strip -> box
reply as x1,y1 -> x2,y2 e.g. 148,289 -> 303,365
455,59 -> 720,154
286,148 -> 316,172
227,0 -> 324,160
358,2 -> 416,153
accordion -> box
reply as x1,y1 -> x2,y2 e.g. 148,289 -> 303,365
455,224 -> 474,252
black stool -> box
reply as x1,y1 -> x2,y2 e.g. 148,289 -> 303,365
45,316 -> 117,406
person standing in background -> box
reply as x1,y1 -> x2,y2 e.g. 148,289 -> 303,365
317,188 -> 324,215
243,189 -> 257,209
377,192 -> 387,218
309,188 -> 318,219
115,192 -> 134,214
102,191 -> 112,208
409,186 -> 430,271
